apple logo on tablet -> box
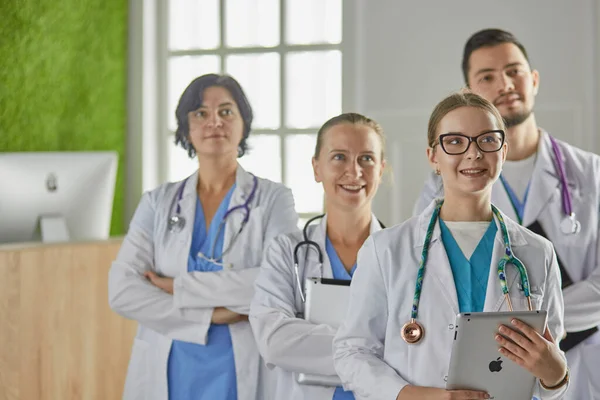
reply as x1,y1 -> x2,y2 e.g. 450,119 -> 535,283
489,357 -> 503,372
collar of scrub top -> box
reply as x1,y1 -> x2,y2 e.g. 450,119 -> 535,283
402,200 -> 533,345
292,213 -> 384,303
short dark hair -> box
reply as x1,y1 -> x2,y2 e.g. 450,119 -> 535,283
462,29 -> 530,85
174,74 -> 253,158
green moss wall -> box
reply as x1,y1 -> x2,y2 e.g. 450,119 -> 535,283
0,1 -> 127,235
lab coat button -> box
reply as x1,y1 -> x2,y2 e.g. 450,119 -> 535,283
448,324 -> 454,330
444,375 -> 448,382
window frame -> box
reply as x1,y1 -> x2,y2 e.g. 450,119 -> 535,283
157,0 -> 344,223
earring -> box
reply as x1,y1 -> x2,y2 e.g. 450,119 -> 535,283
435,168 -> 441,176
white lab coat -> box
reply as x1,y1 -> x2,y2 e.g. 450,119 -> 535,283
108,165 -> 298,400
414,130 -> 600,399
333,200 -> 569,400
249,214 -> 382,400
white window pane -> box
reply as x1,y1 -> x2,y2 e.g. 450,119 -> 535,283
285,134 -> 324,213
225,0 -> 279,48
169,0 -> 220,50
168,56 -> 221,131
285,0 -> 342,45
167,135 -> 198,183
285,51 -> 341,129
226,53 -> 280,129
238,134 -> 282,182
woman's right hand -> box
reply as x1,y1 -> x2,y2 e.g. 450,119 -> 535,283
211,307 -> 249,324
396,385 -> 489,400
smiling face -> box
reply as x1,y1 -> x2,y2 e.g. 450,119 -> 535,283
467,43 -> 539,128
187,86 -> 245,159
312,123 -> 385,213
427,106 -> 507,199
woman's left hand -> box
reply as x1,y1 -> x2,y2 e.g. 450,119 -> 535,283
144,270 -> 174,294
495,319 -> 567,387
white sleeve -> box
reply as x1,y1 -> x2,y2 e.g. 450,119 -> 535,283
108,192 -> 212,345
333,236 -> 408,399
413,172 -> 443,216
536,245 -> 569,400
249,236 -> 338,376
172,186 -> 299,315
561,213 -> 600,331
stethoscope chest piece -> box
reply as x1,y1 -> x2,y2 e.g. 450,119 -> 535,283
560,213 -> 581,235
401,319 -> 424,344
168,215 -> 186,232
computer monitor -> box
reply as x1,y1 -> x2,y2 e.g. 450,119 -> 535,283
0,151 -> 118,244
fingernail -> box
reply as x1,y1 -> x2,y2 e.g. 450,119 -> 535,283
495,334 -> 502,341
499,326 -> 507,333
511,319 -> 518,325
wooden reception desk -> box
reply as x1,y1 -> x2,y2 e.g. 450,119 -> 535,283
0,238 -> 136,400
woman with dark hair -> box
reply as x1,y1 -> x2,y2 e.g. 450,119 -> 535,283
109,74 -> 298,400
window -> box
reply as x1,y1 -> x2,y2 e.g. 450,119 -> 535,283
162,0 -> 342,225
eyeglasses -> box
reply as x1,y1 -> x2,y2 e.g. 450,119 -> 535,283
435,130 -> 505,155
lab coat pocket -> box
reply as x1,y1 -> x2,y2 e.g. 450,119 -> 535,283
517,284 -> 543,311
122,338 -> 149,400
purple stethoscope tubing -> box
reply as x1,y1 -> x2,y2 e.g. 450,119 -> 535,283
548,135 -> 580,234
167,174 -> 259,235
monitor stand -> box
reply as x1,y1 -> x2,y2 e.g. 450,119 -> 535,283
39,215 -> 70,243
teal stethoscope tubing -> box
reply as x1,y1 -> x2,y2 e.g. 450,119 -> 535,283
401,200 -> 532,344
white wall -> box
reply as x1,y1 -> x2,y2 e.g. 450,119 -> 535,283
343,0 -> 599,226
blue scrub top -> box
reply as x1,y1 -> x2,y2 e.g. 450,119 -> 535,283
499,175 -> 530,225
439,220 -> 496,313
325,236 -> 356,400
167,184 -> 238,400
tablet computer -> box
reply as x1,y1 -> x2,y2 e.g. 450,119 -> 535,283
446,310 -> 547,400
297,277 -> 350,387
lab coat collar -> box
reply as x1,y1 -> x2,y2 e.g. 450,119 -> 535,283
304,212 -> 383,279
415,199 -> 528,313
415,199 -> 527,248
181,164 -> 254,200
315,212 -> 383,240
521,129 -> 561,226
177,164 -> 256,272
178,164 -> 256,222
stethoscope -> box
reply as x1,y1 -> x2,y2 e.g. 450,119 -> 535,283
293,214 -> 325,303
547,135 -> 581,235
401,200 -> 533,345
292,214 -> 386,304
502,134 -> 581,235
167,174 -> 259,265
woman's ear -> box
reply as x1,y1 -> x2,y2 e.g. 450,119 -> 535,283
426,147 -> 439,175
312,157 -> 321,183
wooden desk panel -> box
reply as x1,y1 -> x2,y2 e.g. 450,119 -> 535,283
0,239 -> 136,400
